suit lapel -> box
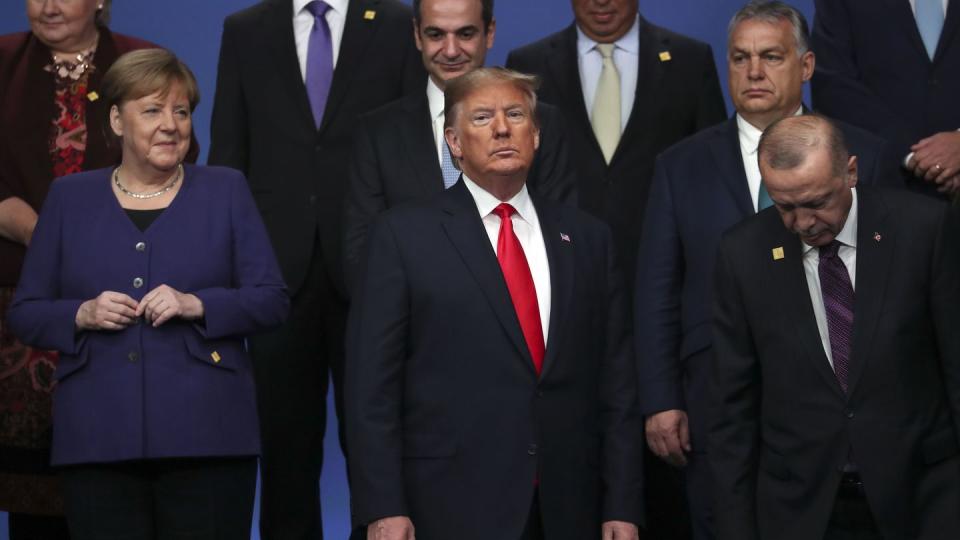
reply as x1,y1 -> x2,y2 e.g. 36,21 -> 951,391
399,94 -> 445,193
846,189 -> 893,397
888,0 -> 932,61
535,200 -> 574,380
935,0 -> 960,62
548,27 -> 602,156
613,16 -> 665,167
767,218 -> 846,398
264,0 -> 317,139
440,183 -> 538,376
321,0 -> 381,133
709,118 -> 754,217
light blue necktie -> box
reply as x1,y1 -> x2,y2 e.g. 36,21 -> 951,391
916,0 -> 945,60
440,140 -> 459,189
757,181 -> 774,211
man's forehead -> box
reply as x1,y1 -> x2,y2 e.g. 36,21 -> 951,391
730,20 -> 795,48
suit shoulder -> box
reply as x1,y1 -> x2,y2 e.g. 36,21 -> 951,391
0,32 -> 29,53
834,118 -> 885,151
222,1 -> 273,30
658,120 -> 729,163
358,94 -> 420,128
646,21 -> 713,55
50,168 -> 111,196
372,0 -> 414,20
508,27 -> 571,65
109,32 -> 160,53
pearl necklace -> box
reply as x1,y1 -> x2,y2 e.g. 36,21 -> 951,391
113,164 -> 183,199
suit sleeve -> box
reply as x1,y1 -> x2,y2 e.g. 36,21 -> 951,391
708,238 -> 760,540
598,225 -> 645,527
930,205 -> 960,441
694,45 -> 727,131
528,104 -> 578,206
343,114 -> 387,296
208,18 -> 249,173
635,157 -> 685,416
345,215 -> 411,526
810,0 -> 912,155
191,172 -> 289,339
7,183 -> 85,354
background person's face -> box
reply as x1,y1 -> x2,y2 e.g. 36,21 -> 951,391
415,0 -> 495,89
27,0 -> 100,52
110,82 -> 193,176
571,0 -> 638,43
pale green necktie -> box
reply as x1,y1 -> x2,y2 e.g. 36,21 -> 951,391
592,43 -> 621,164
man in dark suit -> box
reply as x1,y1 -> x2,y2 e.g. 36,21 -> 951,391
635,3 -> 901,539
711,114 -> 960,540
343,0 -> 576,287
346,68 -> 643,540
506,2 -> 726,535
208,1 -> 424,537
812,0 -> 960,196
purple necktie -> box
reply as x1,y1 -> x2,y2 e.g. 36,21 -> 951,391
305,1 -> 333,128
818,241 -> 854,393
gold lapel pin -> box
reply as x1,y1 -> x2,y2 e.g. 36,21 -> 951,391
772,246 -> 785,260
658,51 -> 672,62
363,10 -> 376,20
86,91 -> 99,102
211,351 -> 221,363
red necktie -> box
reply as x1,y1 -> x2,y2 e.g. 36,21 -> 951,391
493,203 -> 545,375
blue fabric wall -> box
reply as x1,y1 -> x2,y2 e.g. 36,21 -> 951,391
0,1 -> 813,538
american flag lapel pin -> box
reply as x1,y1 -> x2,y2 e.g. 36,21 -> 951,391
560,232 -> 571,243
873,232 -> 882,242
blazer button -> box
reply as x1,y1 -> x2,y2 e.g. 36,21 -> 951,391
135,241 -> 146,252
845,410 -> 855,419
128,351 -> 139,362
133,277 -> 144,288
527,443 -> 538,456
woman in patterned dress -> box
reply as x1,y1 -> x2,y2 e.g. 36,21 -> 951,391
0,2 -> 184,537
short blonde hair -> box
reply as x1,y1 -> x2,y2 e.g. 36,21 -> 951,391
102,48 -> 200,113
443,67 -> 540,130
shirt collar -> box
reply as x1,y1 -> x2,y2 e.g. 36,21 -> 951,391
576,14 -> 641,57
294,0 -> 347,17
736,105 -> 805,155
801,188 -> 859,255
427,77 -> 445,121
462,174 -> 535,224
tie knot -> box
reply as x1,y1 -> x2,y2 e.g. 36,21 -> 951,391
819,240 -> 842,260
493,203 -> 516,221
596,43 -> 616,59
306,0 -> 330,18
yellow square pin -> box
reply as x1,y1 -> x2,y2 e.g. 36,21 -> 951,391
658,51 -> 672,62
772,247 -> 785,261
211,351 -> 221,363
86,91 -> 99,102
364,10 -> 376,20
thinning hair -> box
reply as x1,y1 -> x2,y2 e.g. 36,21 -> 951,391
443,67 -> 540,130
413,0 -> 494,31
758,115 -> 849,177
728,0 -> 811,55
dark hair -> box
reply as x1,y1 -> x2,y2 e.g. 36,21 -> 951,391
728,0 -> 810,55
758,114 -> 849,177
413,0 -> 494,32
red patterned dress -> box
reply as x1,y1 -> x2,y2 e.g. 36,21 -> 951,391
0,44 -> 96,516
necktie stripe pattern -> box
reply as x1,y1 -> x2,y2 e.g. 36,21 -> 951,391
306,0 -> 333,128
818,241 -> 854,393
493,203 -> 545,375
591,43 -> 621,164
916,0 -> 945,60
440,142 -> 459,189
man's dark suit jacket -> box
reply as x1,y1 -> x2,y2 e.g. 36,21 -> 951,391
635,115 -> 901,447
345,180 -> 643,540
343,92 -> 577,288
811,0 -> 960,193
209,0 -> 424,295
506,17 -> 727,284
710,187 -> 960,540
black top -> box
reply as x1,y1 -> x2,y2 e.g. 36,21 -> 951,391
124,208 -> 165,232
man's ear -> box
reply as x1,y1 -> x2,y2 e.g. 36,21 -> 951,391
444,127 -> 462,160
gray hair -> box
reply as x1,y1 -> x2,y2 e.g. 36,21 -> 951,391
728,0 -> 810,55
758,114 -> 849,177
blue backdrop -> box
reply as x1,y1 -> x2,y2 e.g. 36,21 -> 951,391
0,0 -> 813,538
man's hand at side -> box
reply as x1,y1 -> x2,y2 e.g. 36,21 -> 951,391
367,516 -> 414,540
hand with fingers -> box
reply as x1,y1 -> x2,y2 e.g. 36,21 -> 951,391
136,284 -> 204,327
907,131 -> 960,193
75,291 -> 140,331
601,520 -> 640,540
645,409 -> 691,468
367,516 -> 415,540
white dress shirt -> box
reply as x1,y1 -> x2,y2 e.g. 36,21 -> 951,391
909,0 -> 949,14
576,15 -> 640,130
462,175 -> 552,343
294,0 -> 348,81
801,188 -> 858,369
737,107 -> 804,212
427,77 -> 446,163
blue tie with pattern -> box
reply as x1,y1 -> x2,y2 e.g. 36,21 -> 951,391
440,141 -> 459,189
916,0 -> 945,60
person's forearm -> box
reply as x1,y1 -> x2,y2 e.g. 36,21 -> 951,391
0,196 -> 38,246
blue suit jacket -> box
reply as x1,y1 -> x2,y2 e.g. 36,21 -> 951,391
634,115 -> 901,447
8,165 -> 289,465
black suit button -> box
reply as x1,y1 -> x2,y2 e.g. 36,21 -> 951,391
537,391 -> 544,398
528,443 -> 538,456
314,144 -> 323,152
309,195 -> 317,205
929,78 -> 939,85
128,351 -> 139,362
845,410 -> 854,419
